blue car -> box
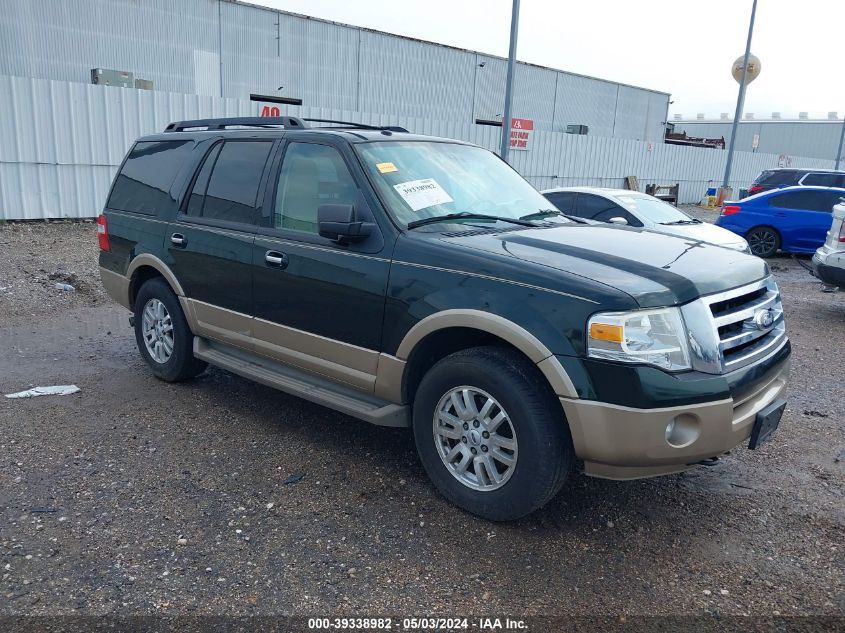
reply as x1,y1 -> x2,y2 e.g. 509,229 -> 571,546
715,186 -> 845,257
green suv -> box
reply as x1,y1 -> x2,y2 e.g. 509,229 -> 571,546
98,117 -> 790,520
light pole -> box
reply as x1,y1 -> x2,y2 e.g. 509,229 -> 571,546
722,0 -> 758,191
499,0 -> 520,162
835,115 -> 845,170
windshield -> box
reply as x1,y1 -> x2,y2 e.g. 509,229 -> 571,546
617,195 -> 694,224
355,141 -> 559,227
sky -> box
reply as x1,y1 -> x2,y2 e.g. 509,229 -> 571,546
256,0 -> 844,121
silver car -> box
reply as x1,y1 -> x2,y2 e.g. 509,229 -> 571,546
812,199 -> 845,289
541,187 -> 750,252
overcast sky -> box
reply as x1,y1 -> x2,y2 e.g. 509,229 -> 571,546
258,0 -> 843,121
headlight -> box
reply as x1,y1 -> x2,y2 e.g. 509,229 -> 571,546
587,307 -> 691,371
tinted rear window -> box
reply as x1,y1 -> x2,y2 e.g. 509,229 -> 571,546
767,190 -> 840,212
801,173 -> 845,187
754,170 -> 801,186
107,141 -> 194,214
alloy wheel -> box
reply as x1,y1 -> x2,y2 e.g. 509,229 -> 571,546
747,228 -> 778,257
432,386 -> 518,491
141,298 -> 174,364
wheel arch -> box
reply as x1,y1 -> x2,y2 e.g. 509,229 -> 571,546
385,310 -> 578,404
126,254 -> 185,308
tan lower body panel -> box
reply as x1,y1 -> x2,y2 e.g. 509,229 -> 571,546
251,316 -> 379,393
99,268 -> 131,309
561,359 -> 790,480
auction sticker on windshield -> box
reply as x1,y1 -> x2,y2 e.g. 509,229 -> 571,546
394,178 -> 453,211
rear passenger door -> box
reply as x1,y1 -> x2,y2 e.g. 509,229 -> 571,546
167,138 -> 277,348
250,138 -> 392,392
766,190 -> 839,251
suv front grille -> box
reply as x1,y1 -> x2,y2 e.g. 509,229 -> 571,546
682,277 -> 787,375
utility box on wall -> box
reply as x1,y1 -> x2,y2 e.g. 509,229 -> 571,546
134,78 -> 154,90
566,124 -> 589,135
91,68 -> 134,88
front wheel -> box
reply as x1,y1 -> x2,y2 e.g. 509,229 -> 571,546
412,346 -> 573,521
746,226 -> 781,258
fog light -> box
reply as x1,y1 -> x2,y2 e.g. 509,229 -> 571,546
664,414 -> 701,448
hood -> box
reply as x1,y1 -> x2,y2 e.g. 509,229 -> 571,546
651,222 -> 747,249
444,223 -> 769,307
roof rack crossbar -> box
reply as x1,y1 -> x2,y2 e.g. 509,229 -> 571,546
303,118 -> 408,133
163,116 -> 307,132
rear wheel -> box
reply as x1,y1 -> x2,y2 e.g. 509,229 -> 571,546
133,277 -> 206,382
412,346 -> 573,521
746,226 -> 781,258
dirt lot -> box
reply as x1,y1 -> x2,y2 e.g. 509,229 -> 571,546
0,218 -> 843,621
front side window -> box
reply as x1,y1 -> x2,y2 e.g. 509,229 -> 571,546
273,143 -> 359,233
576,194 -> 622,219
544,192 -> 576,213
355,141 -> 560,227
187,140 -> 273,225
615,195 -> 688,226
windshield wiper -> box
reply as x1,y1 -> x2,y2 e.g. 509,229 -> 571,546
407,212 -> 537,230
519,209 -> 562,221
658,219 -> 702,225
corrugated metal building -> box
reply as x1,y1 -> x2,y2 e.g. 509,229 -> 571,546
673,119 -> 845,162
3,74 -> 835,220
0,0 -> 670,141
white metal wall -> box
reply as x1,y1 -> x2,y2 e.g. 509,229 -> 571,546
674,120 -> 845,162
0,0 -> 669,140
0,75 -> 836,220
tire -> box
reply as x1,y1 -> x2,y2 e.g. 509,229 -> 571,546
412,346 -> 573,521
133,277 -> 206,382
746,226 -> 781,258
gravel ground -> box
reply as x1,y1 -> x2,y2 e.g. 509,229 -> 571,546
0,219 -> 843,620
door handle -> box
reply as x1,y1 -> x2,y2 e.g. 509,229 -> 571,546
170,233 -> 187,246
265,250 -> 289,269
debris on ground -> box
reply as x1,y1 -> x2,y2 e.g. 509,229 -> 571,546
5,385 -> 81,399
803,410 -> 829,418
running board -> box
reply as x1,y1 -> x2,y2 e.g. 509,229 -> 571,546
193,337 -> 410,428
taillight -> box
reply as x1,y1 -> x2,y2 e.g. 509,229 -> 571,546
839,221 -> 845,243
97,214 -> 110,251
748,185 -> 763,194
721,205 -> 742,216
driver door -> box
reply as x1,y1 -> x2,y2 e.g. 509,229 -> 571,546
250,138 -> 392,392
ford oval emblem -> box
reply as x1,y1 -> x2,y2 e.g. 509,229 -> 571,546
753,308 -> 775,330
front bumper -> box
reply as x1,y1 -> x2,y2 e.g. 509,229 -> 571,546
558,344 -> 790,480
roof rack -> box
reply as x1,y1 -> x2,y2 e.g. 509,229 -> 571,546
163,116 -> 307,132
303,118 -> 409,133
163,116 -> 409,134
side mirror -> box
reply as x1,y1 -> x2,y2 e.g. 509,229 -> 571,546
608,216 -> 629,225
318,204 -> 372,243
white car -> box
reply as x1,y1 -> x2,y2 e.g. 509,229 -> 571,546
812,199 -> 845,289
541,187 -> 750,252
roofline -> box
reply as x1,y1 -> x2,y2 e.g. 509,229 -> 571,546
224,0 -> 672,98
674,119 -> 843,124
